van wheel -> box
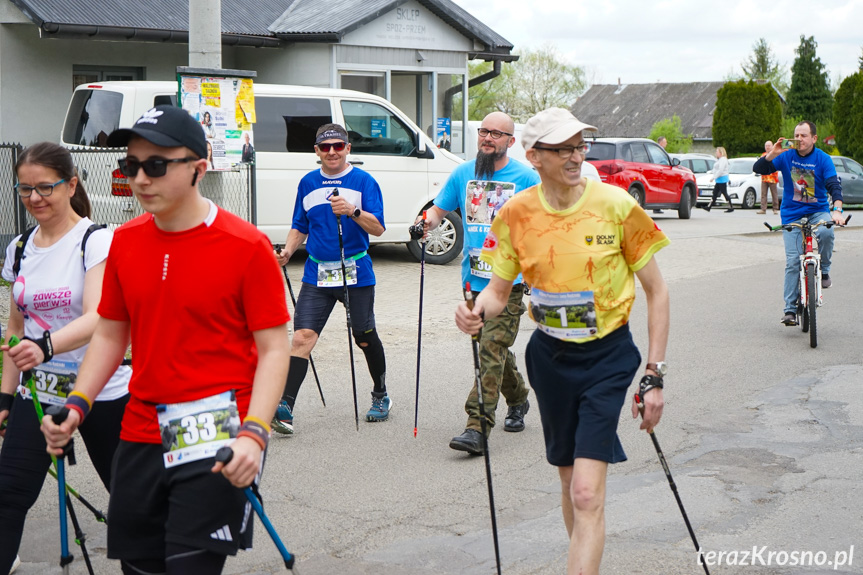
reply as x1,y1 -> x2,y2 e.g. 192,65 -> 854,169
407,210 -> 464,265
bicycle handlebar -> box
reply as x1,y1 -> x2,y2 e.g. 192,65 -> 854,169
764,214 -> 851,233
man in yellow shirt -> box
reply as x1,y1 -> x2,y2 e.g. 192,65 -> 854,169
455,107 -> 670,575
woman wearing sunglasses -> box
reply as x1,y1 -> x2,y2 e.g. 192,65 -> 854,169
0,142 -> 131,574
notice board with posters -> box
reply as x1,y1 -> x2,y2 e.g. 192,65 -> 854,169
177,67 -> 257,172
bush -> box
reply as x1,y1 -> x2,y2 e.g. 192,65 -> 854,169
713,80 -> 782,156
648,116 -> 692,153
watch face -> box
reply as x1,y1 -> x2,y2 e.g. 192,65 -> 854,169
656,362 -> 668,376
353,208 -> 361,218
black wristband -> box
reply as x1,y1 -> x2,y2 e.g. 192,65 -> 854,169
23,330 -> 53,363
0,392 -> 13,413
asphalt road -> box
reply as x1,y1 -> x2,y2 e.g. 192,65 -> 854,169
9,207 -> 863,574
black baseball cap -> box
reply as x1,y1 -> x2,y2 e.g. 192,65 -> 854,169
107,105 -> 208,159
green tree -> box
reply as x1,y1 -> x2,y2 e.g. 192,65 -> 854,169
648,116 -> 692,153
713,80 -> 782,156
460,44 -> 588,122
741,38 -> 789,96
785,35 -> 833,123
833,73 -> 860,159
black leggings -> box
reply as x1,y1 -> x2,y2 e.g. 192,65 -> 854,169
710,182 -> 733,206
0,393 -> 128,573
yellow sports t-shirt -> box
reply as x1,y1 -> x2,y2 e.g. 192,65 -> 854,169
480,180 -> 669,342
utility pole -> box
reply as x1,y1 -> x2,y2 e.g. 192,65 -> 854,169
189,0 -> 221,69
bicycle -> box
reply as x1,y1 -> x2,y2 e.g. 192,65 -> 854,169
764,214 -> 850,348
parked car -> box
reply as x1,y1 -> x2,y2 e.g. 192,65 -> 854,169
585,138 -> 698,219
831,155 -> 863,205
671,153 -> 715,202
697,157 -> 773,209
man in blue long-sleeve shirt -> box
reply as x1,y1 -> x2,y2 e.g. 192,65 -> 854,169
753,120 -> 844,326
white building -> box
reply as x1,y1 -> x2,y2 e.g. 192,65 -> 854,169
1,0 -> 518,151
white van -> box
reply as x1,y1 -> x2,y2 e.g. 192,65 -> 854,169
61,81 -> 464,263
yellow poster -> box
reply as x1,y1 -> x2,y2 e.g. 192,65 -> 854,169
201,82 -> 221,108
236,78 -> 256,124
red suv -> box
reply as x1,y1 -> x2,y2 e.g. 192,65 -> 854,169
585,138 -> 697,219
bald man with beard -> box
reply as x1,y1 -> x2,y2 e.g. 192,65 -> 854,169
418,111 -> 540,455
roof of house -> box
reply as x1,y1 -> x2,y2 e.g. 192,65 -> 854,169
571,82 -> 726,141
10,0 -> 513,58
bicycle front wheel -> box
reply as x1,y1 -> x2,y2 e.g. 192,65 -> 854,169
806,264 -> 817,348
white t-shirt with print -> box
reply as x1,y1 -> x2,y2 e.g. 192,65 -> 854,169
2,218 -> 131,401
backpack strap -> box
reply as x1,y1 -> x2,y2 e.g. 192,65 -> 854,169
12,226 -> 37,278
80,223 -> 107,271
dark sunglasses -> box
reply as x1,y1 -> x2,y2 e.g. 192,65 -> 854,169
316,142 -> 347,153
118,157 -> 198,178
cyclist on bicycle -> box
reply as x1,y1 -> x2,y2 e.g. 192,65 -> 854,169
754,120 -> 844,326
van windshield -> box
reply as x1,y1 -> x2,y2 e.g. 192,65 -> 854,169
63,90 -> 123,147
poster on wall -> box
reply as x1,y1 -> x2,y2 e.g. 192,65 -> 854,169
436,117 -> 451,151
178,75 -> 256,171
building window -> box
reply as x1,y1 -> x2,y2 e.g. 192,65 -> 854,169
72,65 -> 145,90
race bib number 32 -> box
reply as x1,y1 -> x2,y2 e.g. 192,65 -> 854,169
156,390 -> 240,468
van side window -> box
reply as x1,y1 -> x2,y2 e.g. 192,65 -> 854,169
153,95 -> 177,107
62,89 -> 123,147
340,101 -> 415,157
255,97 -> 333,153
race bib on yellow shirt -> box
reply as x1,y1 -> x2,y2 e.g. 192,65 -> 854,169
156,390 -> 239,468
529,288 -> 598,340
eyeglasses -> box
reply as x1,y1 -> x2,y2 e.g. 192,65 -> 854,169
316,142 -> 347,152
118,157 -> 198,178
533,142 -> 592,159
15,179 -> 66,198
478,128 -> 513,140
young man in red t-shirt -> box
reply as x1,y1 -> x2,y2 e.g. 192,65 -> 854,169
42,105 -> 290,574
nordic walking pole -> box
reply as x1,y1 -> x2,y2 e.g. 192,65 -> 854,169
274,243 -> 326,407
215,447 -> 296,571
47,466 -> 108,523
8,337 -> 106,523
45,405 -> 75,574
331,189 -> 360,431
464,283 -> 502,575
65,498 -> 95,575
410,212 -> 427,437
634,393 -> 710,575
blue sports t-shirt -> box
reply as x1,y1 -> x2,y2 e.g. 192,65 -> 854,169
434,158 -> 540,291
770,148 -> 836,225
292,165 -> 385,287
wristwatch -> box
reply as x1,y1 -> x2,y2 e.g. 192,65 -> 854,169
645,361 -> 667,378
351,206 -> 362,219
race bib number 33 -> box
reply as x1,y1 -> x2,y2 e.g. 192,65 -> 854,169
156,390 -> 239,468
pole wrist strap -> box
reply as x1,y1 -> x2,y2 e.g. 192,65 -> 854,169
23,330 -> 53,363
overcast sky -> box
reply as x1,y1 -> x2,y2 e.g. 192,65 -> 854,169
452,0 -> 863,88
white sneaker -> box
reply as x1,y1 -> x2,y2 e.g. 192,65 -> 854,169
9,555 -> 21,574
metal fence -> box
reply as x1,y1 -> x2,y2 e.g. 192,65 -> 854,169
0,144 -> 255,264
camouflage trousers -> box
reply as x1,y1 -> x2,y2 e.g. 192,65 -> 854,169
465,283 -> 529,433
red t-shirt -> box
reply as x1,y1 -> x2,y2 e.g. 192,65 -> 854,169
99,207 -> 289,444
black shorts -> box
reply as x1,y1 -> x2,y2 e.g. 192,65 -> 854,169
294,283 -> 376,335
107,442 -> 255,560
525,325 -> 641,467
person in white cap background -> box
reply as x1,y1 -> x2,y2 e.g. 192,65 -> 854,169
455,107 -> 671,574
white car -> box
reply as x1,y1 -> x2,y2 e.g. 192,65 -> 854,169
672,154 -> 715,206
